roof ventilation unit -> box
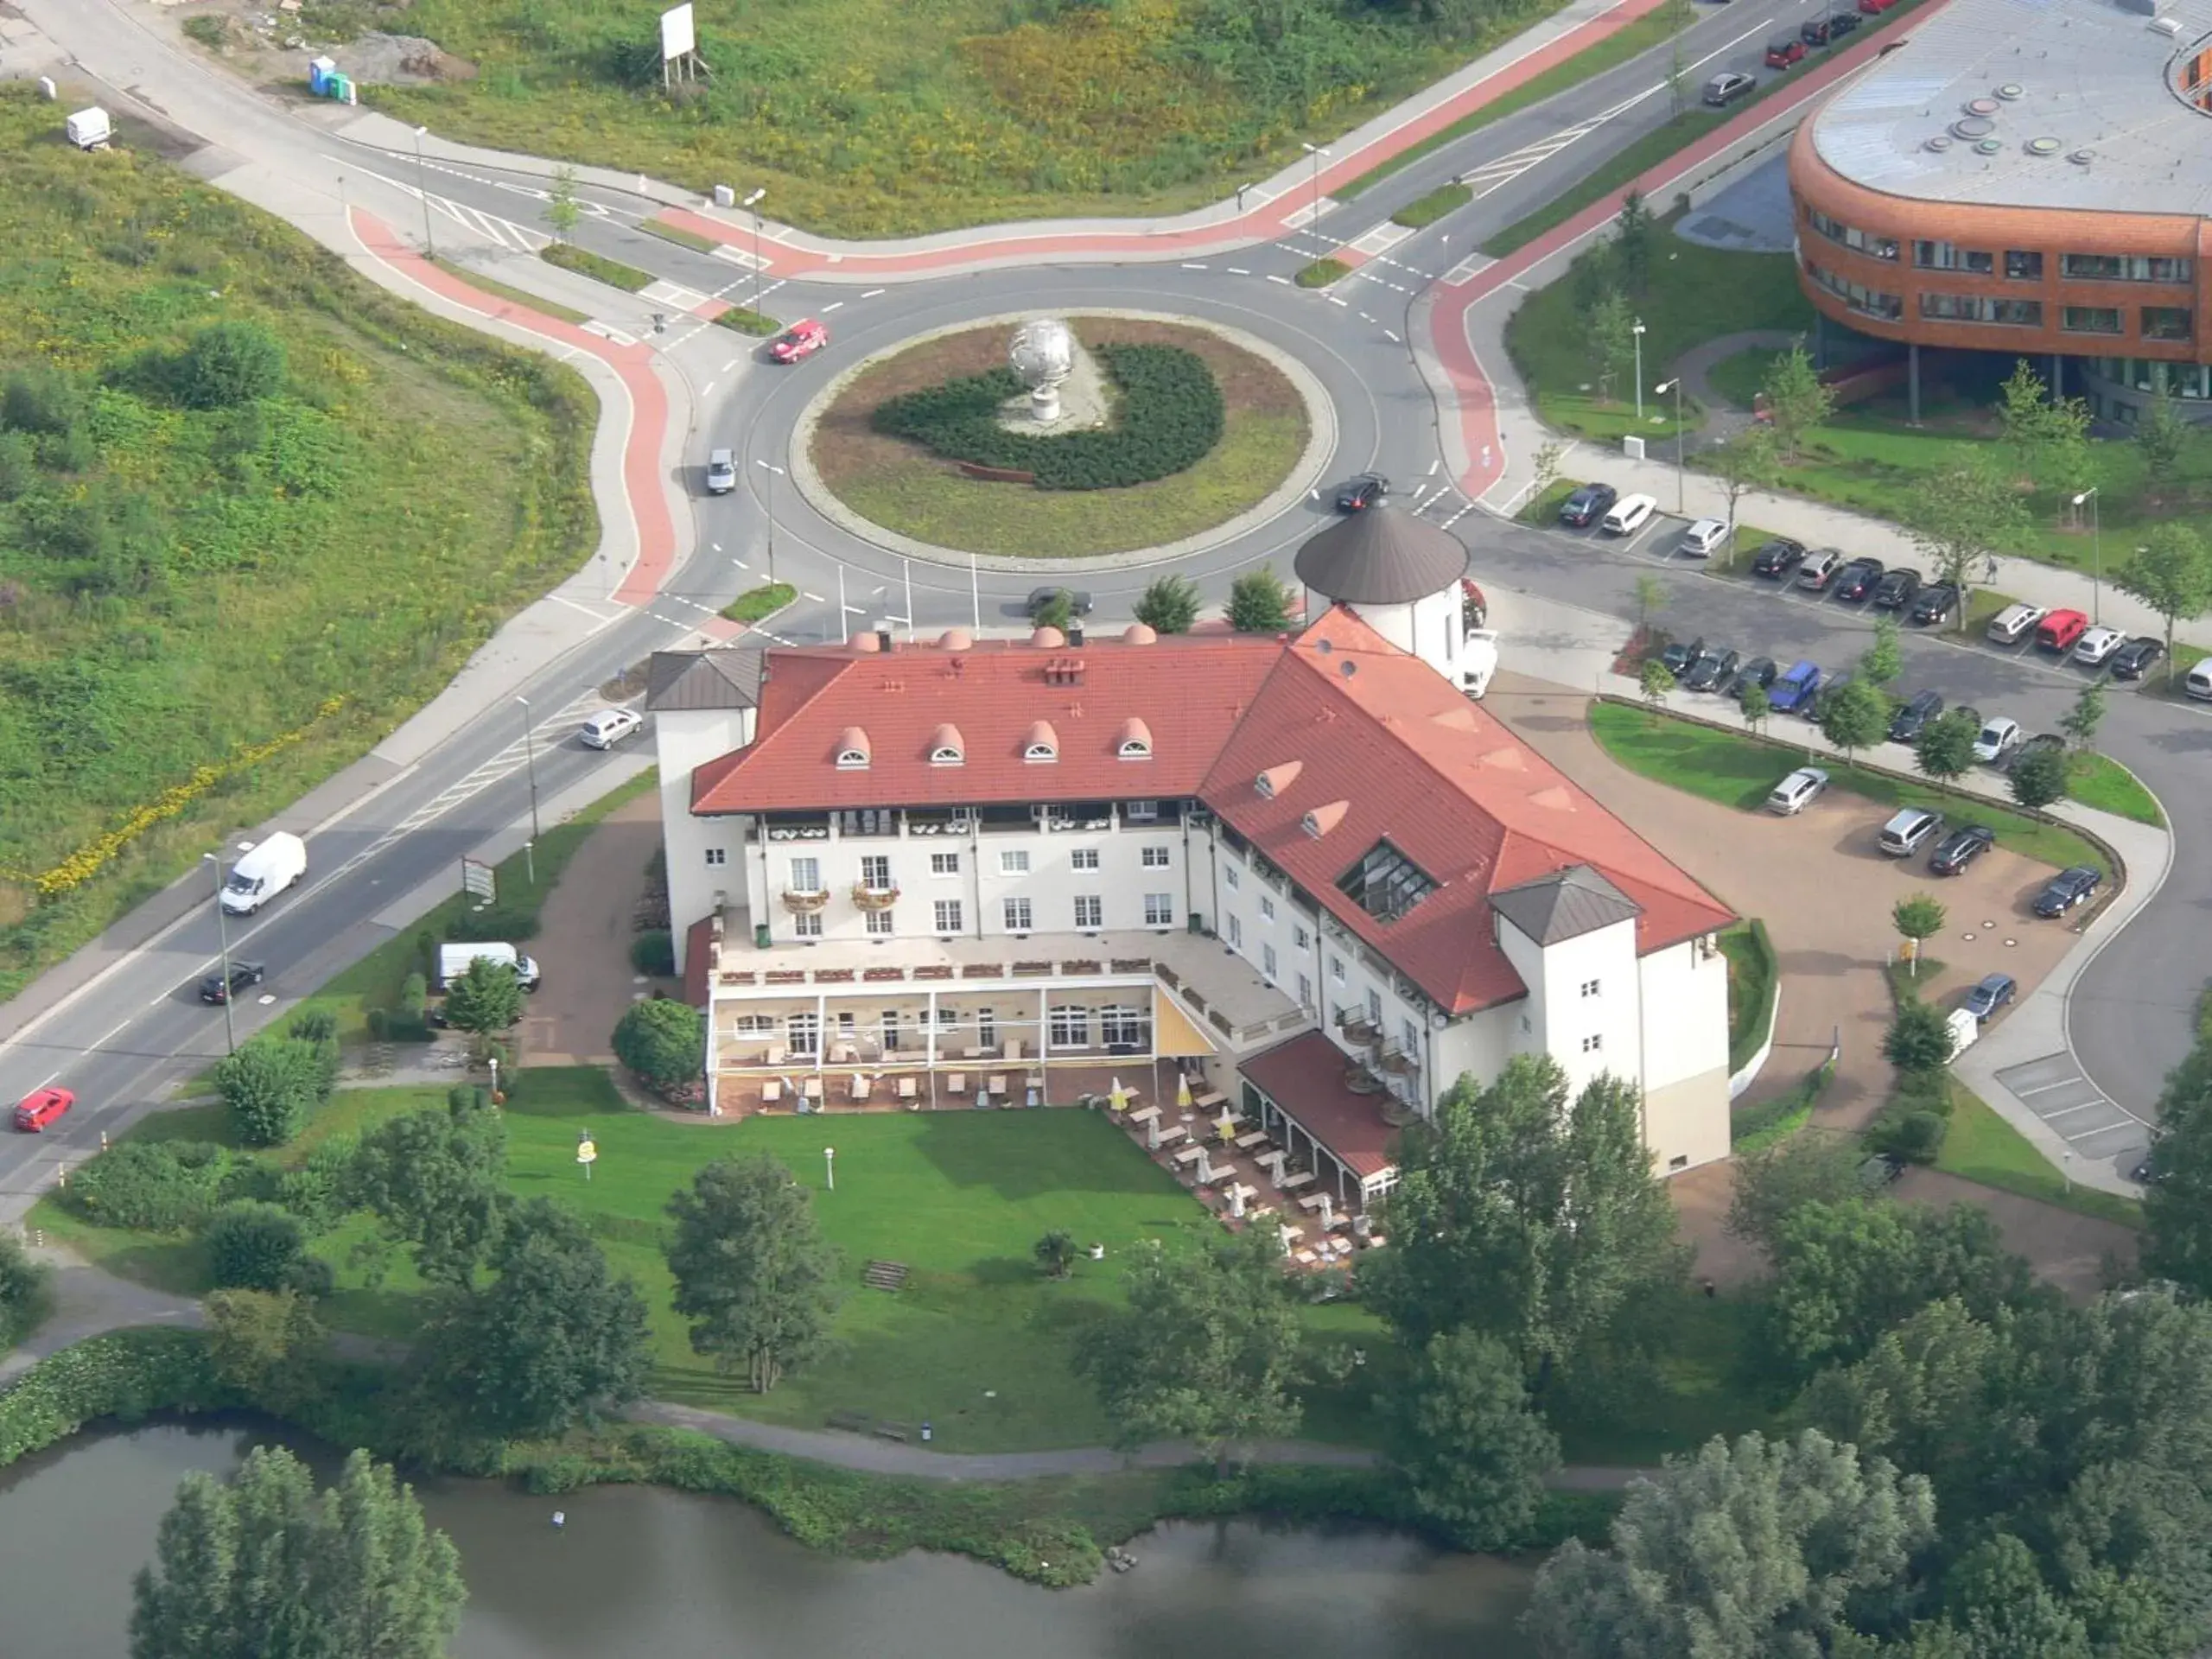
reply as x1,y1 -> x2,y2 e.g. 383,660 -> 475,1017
1975,137 -> 2004,155
2025,136 -> 2062,156
1965,96 -> 2000,116
1952,116 -> 1995,138
2069,149 -> 2095,165
1995,82 -> 2025,99
1925,134 -> 1955,152
2151,14 -> 2183,35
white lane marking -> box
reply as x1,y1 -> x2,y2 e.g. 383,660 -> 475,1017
700,379 -> 717,400
1383,328 -> 1402,342
802,590 -> 827,602
1267,274 -> 1292,285
821,301 -> 844,312
722,356 -> 742,372
1427,460 -> 1440,476
1227,266 -> 1251,275
1182,263 -> 1209,270
861,289 -> 886,298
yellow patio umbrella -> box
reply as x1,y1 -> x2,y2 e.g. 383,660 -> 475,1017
1176,1072 -> 1193,1112
1214,1109 -> 1237,1143
1108,1077 -> 1128,1114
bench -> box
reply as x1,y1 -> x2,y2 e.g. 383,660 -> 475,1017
827,1409 -> 872,1433
874,1421 -> 913,1443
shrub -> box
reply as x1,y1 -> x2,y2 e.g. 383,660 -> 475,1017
631,930 -> 676,976
0,1330 -> 232,1466
613,997 -> 704,1090
215,1037 -> 322,1147
448,900 -> 539,942
64,1141 -> 233,1231
1228,566 -> 1294,633
176,321 -> 287,408
202,1200 -> 311,1293
868,343 -> 1224,490
1,364 -> 84,435
365,1007 -> 388,1039
0,1232 -> 51,1346
1866,1107 -> 1949,1164
399,972 -> 429,1019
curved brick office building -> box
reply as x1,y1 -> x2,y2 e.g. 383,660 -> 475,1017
1789,0 -> 2212,421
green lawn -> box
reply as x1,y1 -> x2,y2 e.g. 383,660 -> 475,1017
2067,753 -> 2164,829
1703,345 -> 1774,410
1586,701 -> 2109,875
540,241 -> 652,293
1936,1084 -> 2143,1230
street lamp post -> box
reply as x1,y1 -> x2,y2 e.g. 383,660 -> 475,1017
1300,142 -> 1328,229
412,126 -> 435,257
204,852 -> 237,1056
742,188 -> 766,315
2073,487 -> 2101,623
515,696 -> 540,888
1656,377 -> 1686,512
1631,319 -> 1646,422
756,457 -> 785,582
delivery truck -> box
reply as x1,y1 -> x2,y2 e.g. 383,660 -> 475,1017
437,942 -> 542,992
219,832 -> 307,916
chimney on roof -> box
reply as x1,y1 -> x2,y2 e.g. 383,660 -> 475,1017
875,623 -> 894,652
1042,656 -> 1086,687
1067,620 -> 1085,646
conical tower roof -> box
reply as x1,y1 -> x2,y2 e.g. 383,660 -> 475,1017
1292,506 -> 1471,605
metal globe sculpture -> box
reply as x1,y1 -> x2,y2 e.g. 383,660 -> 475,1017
1008,318 -> 1077,426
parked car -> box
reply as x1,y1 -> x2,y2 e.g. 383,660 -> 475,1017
1859,1151 -> 1906,1189
1826,9 -> 1862,37
1659,635 -> 1706,677
1909,583 -> 1960,626
2010,732 -> 2066,772
2190,659 -> 2212,701
1962,972 -> 2017,1022
1812,671 -> 1855,720
1801,15 -> 1838,43
1726,656 -> 1779,696
1599,493 -> 1658,536
1026,586 -> 1093,619
1765,35 -> 1807,66
1888,689 -> 1944,742
1558,482 -> 1618,527
1678,518 -> 1731,557
2032,865 -> 2102,918
769,318 -> 830,363
1832,557 -> 1885,601
2108,636 -> 2165,680
1973,716 -> 2023,764
1878,806 -> 1944,857
1929,823 -> 1996,875
580,708 -> 643,750
1336,473 -> 1389,512
1750,537 -> 1808,577
1986,602 -> 2048,645
1681,646 -> 1741,692
1765,766 -> 1830,815
199,961 -> 268,1005
2037,608 -> 2091,652
1768,660 -> 1821,713
1702,72 -> 1756,107
1860,0 -> 1901,13
1796,548 -> 1845,591
2071,625 -> 2125,666
1871,567 -> 1922,609
704,448 -> 737,494
12,1086 -> 72,1133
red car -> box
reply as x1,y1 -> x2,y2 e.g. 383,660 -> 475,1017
1859,0 -> 1899,13
769,319 -> 829,364
2036,608 -> 2090,652
1765,35 -> 1806,67
14,1086 -> 73,1133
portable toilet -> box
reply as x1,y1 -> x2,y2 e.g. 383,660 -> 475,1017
308,56 -> 337,96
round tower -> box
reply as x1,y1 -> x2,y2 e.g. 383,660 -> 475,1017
1292,506 -> 1474,684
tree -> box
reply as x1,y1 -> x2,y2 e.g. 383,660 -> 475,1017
1632,571 -> 1667,630
2114,522 -> 2212,685
214,1036 -> 321,1147
1387,1329 -> 1560,1550
1034,588 -> 1072,632
416,1198 -> 651,1440
1726,1131 -> 1866,1252
1738,680 -> 1771,736
2134,387 -> 2190,501
347,1089 -> 510,1289
1588,289 -> 1637,405
203,1287 -> 326,1414
442,955 -> 523,1039
1365,1058 -> 1684,1380
1639,658 -> 1675,707
1532,438 -> 1565,503
1861,614 -> 1903,688
1034,1229 -> 1077,1279
1886,998 -> 1956,1072
1227,565 -> 1294,632
1614,188 -> 1653,295
1892,893 -> 1946,978
1133,574 -> 1200,634
2057,677 -> 2105,755
1914,709 -> 1980,796
0,1230 -> 50,1345
130,1446 -> 462,1659
613,997 -> 704,1092
1522,1430 -> 1936,1659
1759,340 -> 1834,462
2007,745 -> 2068,811
664,1152 -> 842,1392
1080,1228 -> 1306,1472
1996,359 -> 2056,485
1905,456 -> 2029,621
1819,677 -> 1891,766
2143,1097 -> 2212,1297
544,165 -> 582,242
202,1201 -> 312,1294
1798,1297 -> 2007,1505
1710,426 -> 1779,556
175,321 -> 286,409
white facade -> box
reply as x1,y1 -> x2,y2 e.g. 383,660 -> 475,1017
1338,588 -> 1468,687
653,703 -> 753,976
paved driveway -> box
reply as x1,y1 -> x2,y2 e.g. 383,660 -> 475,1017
518,791 -> 664,1068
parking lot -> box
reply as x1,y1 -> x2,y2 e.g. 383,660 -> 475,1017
1993,1051 -> 2152,1173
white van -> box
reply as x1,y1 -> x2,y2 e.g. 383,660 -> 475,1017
2188,659 -> 2212,702
1945,1007 -> 1980,1058
1599,493 -> 1657,536
65,108 -> 111,151
219,832 -> 307,915
437,942 -> 542,991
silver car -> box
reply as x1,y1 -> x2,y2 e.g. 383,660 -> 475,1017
1765,766 -> 1830,816
705,448 -> 737,494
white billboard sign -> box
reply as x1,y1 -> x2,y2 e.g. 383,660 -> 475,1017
660,3 -> 696,60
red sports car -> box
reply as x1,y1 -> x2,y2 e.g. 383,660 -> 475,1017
14,1086 -> 73,1132
769,319 -> 829,363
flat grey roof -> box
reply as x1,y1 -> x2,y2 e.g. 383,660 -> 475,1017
1810,0 -> 2212,214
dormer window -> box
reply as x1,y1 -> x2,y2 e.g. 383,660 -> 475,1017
929,721 -> 964,766
1118,738 -> 1150,759
835,725 -> 870,770
1023,719 -> 1059,764
1255,761 -> 1302,800
1117,716 -> 1153,760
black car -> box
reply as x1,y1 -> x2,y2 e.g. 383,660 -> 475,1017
1871,567 -> 1923,609
2010,732 -> 2065,772
1929,823 -> 1995,875
1337,473 -> 1390,512
1827,9 -> 1862,38
2108,636 -> 2164,680
1909,583 -> 1960,626
1962,972 -> 2016,1021
1858,1152 -> 1905,1190
1726,656 -> 1778,696
1659,635 -> 1706,677
2032,865 -> 2102,918
1681,647 -> 1741,693
1025,586 -> 1093,620
1559,483 -> 1618,527
1888,689 -> 1944,742
199,962 -> 268,1004
1801,15 -> 1835,43
1832,557 -> 1885,601
1750,537 -> 1808,578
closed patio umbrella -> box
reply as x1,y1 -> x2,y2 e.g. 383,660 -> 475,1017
1176,1073 -> 1193,1113
1108,1077 -> 1128,1113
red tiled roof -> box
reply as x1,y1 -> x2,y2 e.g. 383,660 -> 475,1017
1199,608 -> 1734,1014
1243,1031 -> 1399,1178
691,634 -> 1283,813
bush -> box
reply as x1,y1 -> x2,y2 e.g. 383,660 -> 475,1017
215,1037 -> 323,1147
631,931 -> 676,976
0,1232 -> 51,1347
1866,1107 -> 1949,1165
448,900 -> 540,942
202,1200 -> 311,1293
175,321 -> 287,409
0,1330 -> 232,1466
64,1141 -> 234,1231
1,364 -> 84,435
365,1007 -> 388,1039
868,344 -> 1224,490
399,972 -> 429,1019
613,997 -> 704,1091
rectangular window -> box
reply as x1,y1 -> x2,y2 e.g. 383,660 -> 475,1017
1912,240 -> 1993,274
1402,1018 -> 1420,1055
1071,848 -> 1100,871
1805,207 -> 1897,260
881,1010 -> 899,1052
1050,1006 -> 1090,1046
2062,252 -> 2192,283
930,852 -> 960,877
2144,306 -> 2194,341
1101,1006 -> 1147,1046
791,910 -> 822,938
1581,978 -> 1601,998
705,846 -> 728,867
1367,988 -> 1383,1024
1293,924 -> 1311,951
1801,257 -> 1903,322
1262,943 -> 1278,982
859,855 -> 891,890
787,1012 -> 820,1056
1226,914 -> 1243,947
2005,250 -> 2044,280
1297,972 -> 1313,1009
1919,292 -> 2043,326
934,899 -> 963,933
866,908 -> 894,936
1073,895 -> 1103,929
1259,895 -> 1276,923
1582,1033 -> 1604,1053
1331,956 -> 1347,986
1223,864 -> 1240,890
999,849 -> 1030,876
1143,892 -> 1174,926
979,1008 -> 996,1049
789,856 -> 821,891
1003,897 -> 1032,931
2063,306 -> 2124,335
1141,845 -> 1172,868
1124,799 -> 1160,823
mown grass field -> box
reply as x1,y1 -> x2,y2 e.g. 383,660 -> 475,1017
0,87 -> 597,1002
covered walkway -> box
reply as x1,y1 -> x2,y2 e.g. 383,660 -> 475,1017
1240,1032 -> 1404,1211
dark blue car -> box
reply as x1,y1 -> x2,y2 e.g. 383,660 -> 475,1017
1768,660 -> 1821,715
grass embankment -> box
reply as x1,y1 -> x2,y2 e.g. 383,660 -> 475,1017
712,308 -> 781,337
2066,755 -> 2164,829
1732,1063 -> 1832,1155
1586,702 -> 2109,876
810,319 -> 1307,558
540,241 -> 652,292
1391,182 -> 1472,229
639,217 -> 719,254
1719,920 -> 1777,1077
373,0 -> 1577,238
1297,258 -> 1351,288
428,256 -> 591,324
721,582 -> 795,624
0,87 -> 596,1004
